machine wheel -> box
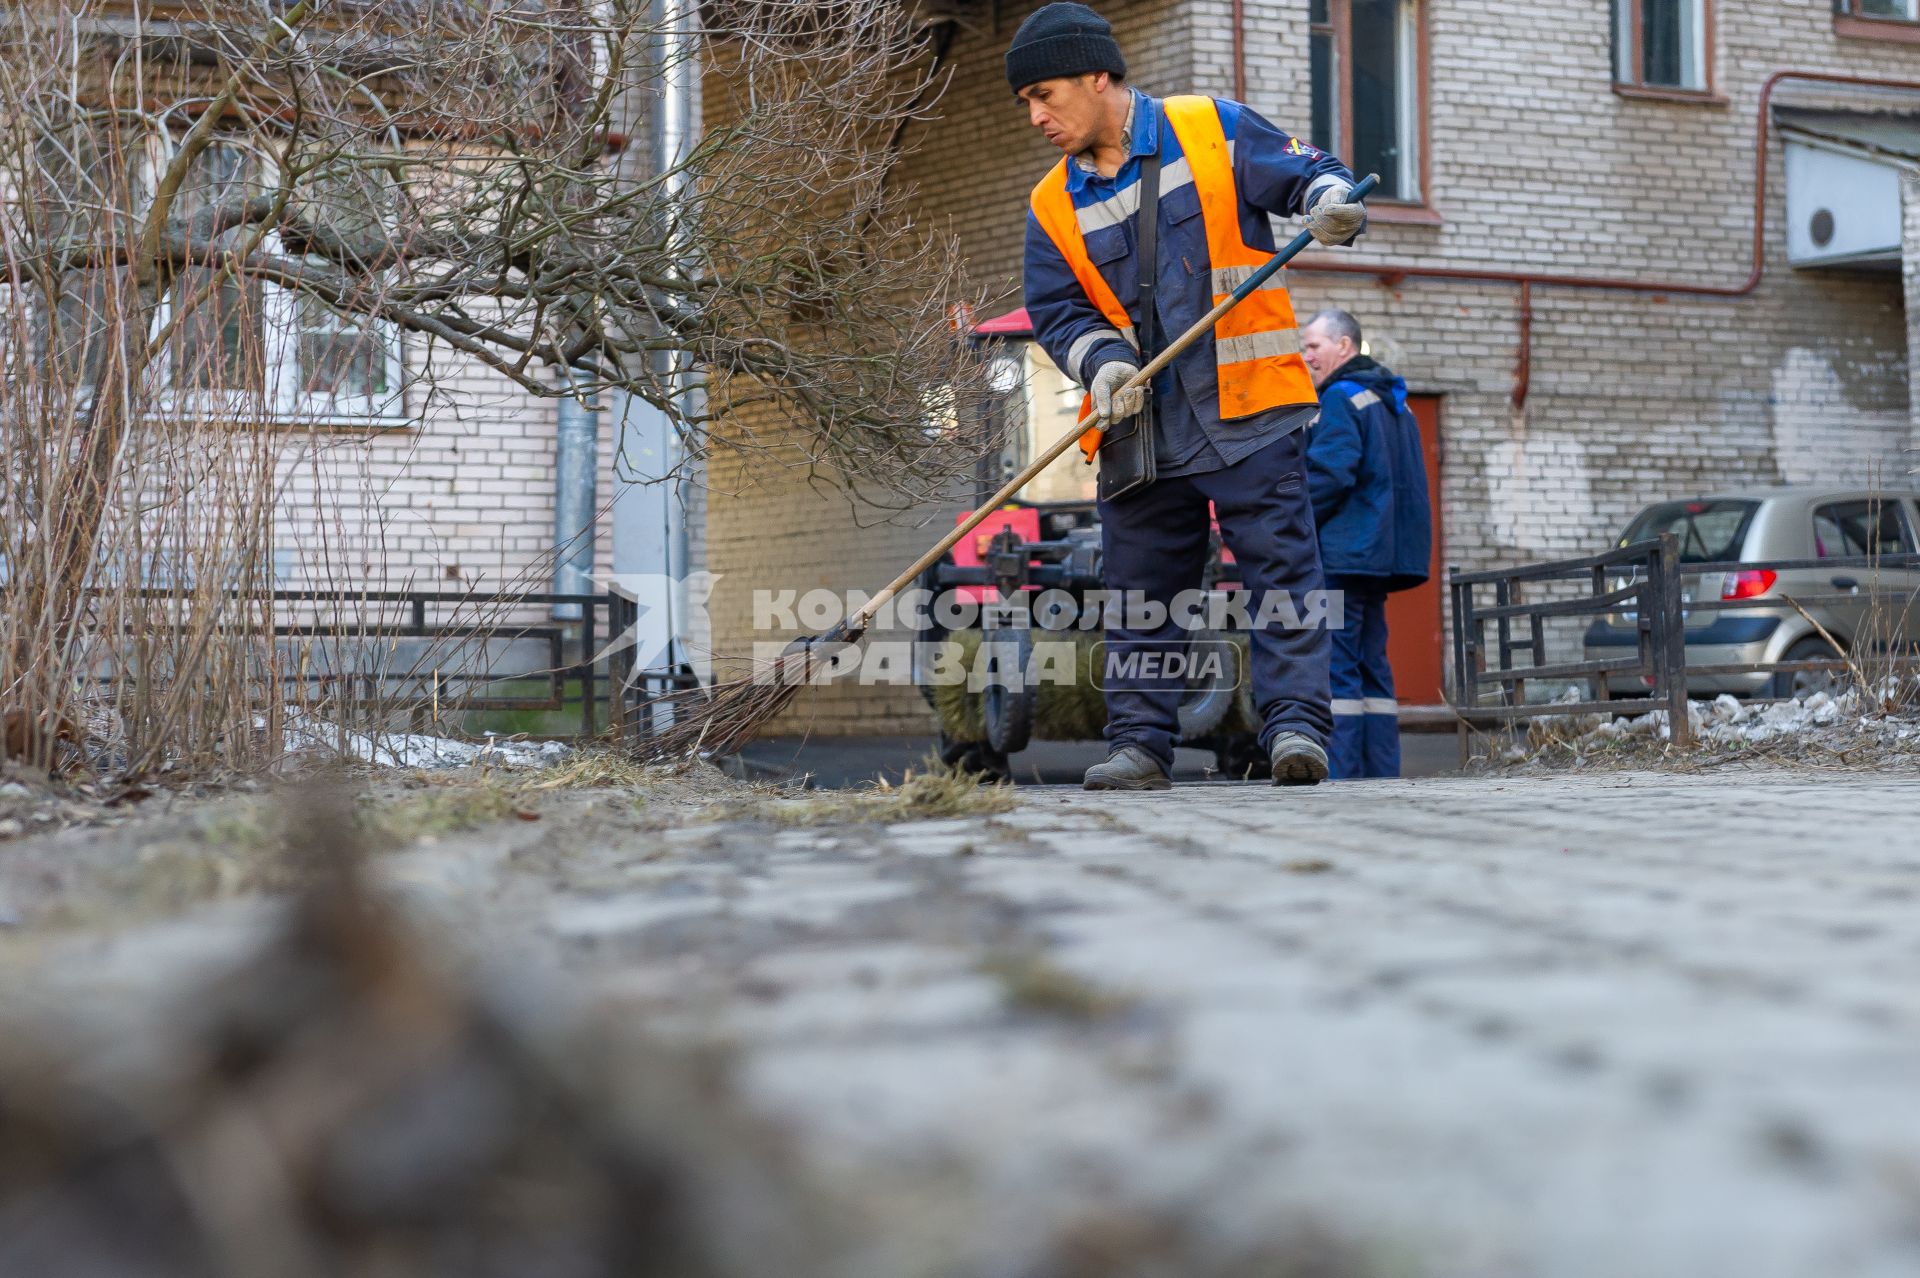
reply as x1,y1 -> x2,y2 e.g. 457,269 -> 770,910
1176,631 -> 1239,742
982,629 -> 1035,754
1212,734 -> 1266,781
1771,635 -> 1846,700
938,730 -> 1011,782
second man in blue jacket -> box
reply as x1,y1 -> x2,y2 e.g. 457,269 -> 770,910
1299,309 -> 1433,780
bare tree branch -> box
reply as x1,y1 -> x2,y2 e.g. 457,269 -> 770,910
1,0 -> 998,770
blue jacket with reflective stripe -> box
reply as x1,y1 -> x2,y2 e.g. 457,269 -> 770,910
1022,90 -> 1353,475
1308,357 -> 1432,590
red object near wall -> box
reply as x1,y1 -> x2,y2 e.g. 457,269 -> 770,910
1384,394 -> 1445,706
949,505 -> 1043,603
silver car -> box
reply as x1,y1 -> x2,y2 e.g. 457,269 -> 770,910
1584,486 -> 1920,699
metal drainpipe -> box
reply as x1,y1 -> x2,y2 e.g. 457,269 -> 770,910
1231,0 -> 1246,102
552,370 -> 598,621
655,0 -> 695,668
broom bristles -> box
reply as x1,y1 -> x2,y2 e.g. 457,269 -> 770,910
627,626 -> 865,760
631,677 -> 802,760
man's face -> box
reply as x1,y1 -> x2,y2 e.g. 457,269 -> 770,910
1017,73 -> 1111,156
1300,320 -> 1356,388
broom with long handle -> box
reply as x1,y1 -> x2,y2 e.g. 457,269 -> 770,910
639,174 -> 1379,759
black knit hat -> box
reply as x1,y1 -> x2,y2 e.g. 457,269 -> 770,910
1005,2 -> 1127,93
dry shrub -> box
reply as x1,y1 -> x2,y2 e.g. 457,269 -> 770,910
1,0 -> 992,781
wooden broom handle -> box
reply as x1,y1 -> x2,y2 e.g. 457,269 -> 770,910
848,175 -> 1378,632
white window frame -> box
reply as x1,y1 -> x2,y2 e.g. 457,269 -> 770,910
1391,0 -> 1421,203
270,259 -> 409,423
147,136 -> 408,426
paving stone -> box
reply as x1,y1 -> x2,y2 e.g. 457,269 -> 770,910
547,891 -> 719,937
20,767 -> 1920,1275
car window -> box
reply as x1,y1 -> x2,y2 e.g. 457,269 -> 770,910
1811,499 -> 1915,559
1619,500 -> 1757,563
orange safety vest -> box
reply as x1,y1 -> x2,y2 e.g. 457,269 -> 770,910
1029,95 -> 1316,462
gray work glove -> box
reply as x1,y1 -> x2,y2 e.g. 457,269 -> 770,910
1089,358 -> 1146,421
1304,181 -> 1365,246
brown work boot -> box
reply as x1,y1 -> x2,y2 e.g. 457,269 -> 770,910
1083,745 -> 1172,791
1268,732 -> 1329,786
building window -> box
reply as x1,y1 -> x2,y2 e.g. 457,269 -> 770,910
160,141 -> 405,419
27,129 -> 405,422
1834,0 -> 1920,44
1307,0 -> 1424,205
1614,0 -> 1711,93
166,142 -> 269,395
29,128 -> 147,395
1843,0 -> 1918,20
290,278 -> 398,412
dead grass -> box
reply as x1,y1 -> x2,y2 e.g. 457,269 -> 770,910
68,798 -> 304,923
712,761 -> 1018,827
520,750 -> 664,793
24,778 -> 531,928
5,749 -> 1000,933
980,949 -> 1135,1022
363,782 -> 525,844
1480,690 -> 1920,777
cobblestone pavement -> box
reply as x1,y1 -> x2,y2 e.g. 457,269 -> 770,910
522,770 -> 1920,1278
14,768 -> 1920,1276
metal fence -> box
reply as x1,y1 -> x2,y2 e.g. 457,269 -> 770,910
275,590 -> 620,735
104,588 -> 640,739
1451,534 -> 1691,748
1448,535 -> 1920,757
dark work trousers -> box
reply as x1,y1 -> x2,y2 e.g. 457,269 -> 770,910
1326,574 -> 1400,779
1097,428 -> 1333,771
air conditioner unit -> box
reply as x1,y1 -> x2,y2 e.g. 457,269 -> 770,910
1783,140 -> 1901,270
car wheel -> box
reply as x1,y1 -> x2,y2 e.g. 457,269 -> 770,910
1771,636 -> 1845,700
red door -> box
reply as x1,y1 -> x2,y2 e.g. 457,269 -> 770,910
1384,394 -> 1444,705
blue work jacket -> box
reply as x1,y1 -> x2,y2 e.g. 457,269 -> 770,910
1308,357 -> 1433,590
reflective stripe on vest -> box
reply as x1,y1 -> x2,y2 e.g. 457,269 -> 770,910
1029,161 -> 1138,366
1027,95 -> 1316,427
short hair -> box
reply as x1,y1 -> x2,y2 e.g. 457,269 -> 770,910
1306,308 -> 1362,348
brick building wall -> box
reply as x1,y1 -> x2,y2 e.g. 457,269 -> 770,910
1221,0 -> 1916,565
1221,0 -> 1918,670
703,0 -> 1920,732
268,344 -> 619,617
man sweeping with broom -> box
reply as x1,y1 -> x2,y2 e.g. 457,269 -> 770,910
1013,2 -> 1366,789
632,4 -> 1373,766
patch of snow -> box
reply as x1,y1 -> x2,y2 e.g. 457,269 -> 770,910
280,713 -> 569,770
1515,687 -> 1920,762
